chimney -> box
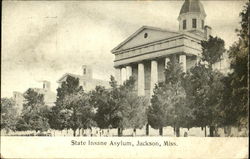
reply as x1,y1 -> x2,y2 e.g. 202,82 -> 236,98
204,25 -> 212,40
42,81 -> 51,90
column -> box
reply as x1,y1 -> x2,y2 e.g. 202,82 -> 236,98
165,57 -> 170,69
126,66 -> 132,80
121,67 -> 126,84
179,55 -> 187,73
150,60 -> 158,97
115,68 -> 121,85
138,63 -> 145,96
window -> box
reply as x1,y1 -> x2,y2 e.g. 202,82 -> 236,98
144,33 -> 148,38
192,19 -> 197,28
201,20 -> 204,29
83,68 -> 86,75
183,20 -> 186,30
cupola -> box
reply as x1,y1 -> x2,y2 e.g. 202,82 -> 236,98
178,0 -> 206,35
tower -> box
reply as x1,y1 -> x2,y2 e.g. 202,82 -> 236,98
178,0 -> 207,37
42,81 -> 51,90
82,65 -> 93,80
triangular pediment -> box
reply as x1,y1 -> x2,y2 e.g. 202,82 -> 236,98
111,26 -> 180,53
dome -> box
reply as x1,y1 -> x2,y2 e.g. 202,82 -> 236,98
179,0 -> 206,16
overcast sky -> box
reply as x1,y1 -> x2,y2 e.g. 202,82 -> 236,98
2,0 -> 247,97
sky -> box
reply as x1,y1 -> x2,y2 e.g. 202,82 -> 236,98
2,0 -> 247,98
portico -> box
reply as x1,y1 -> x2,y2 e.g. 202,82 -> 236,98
114,54 -> 188,97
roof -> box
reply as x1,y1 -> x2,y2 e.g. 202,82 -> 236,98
57,73 -> 84,83
179,0 -> 206,16
57,73 -> 110,87
111,26 -> 180,53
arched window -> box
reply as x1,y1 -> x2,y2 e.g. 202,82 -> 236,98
192,19 -> 197,28
183,20 -> 186,30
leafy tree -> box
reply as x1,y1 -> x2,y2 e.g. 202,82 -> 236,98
91,76 -> 148,136
201,36 -> 226,67
1,98 -> 18,132
16,118 -> 30,131
148,56 -> 190,136
21,89 -> 50,132
184,64 -> 224,136
90,86 -> 112,129
52,76 -> 94,136
220,3 -> 249,129
122,94 -> 148,135
188,31 -> 226,137
117,77 -> 148,135
51,76 -> 83,131
63,90 -> 95,136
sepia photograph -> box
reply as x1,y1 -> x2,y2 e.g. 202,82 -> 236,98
1,0 -> 249,158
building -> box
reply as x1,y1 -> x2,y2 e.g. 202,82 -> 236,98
13,91 -> 25,115
57,65 -> 110,92
112,0 -> 217,97
29,81 -> 57,107
12,81 -> 57,113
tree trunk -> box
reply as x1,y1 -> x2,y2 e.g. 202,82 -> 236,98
78,128 -> 81,136
210,126 -> 215,137
146,124 -> 149,136
107,129 -> 110,136
90,127 -> 93,136
118,128 -> 123,137
73,129 -> 76,137
82,129 -> 84,136
173,126 -> 176,136
133,128 -> 136,136
159,127 -> 163,136
67,129 -> 68,134
176,127 -> 180,137
205,127 -> 207,137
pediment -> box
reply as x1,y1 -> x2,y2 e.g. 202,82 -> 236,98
111,26 -> 180,53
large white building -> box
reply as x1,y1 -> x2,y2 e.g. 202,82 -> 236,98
111,0 -> 226,97
57,65 -> 110,92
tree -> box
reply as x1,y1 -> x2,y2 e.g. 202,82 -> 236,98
118,77 -> 148,136
91,76 -> 148,136
201,36 -> 226,67
184,64 -> 224,136
21,89 -> 50,132
220,3 -> 249,129
90,86 -> 112,129
51,76 -> 83,132
148,56 -> 190,136
1,98 -> 18,132
191,32 -> 226,137
63,90 -> 95,136
52,76 -> 94,136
